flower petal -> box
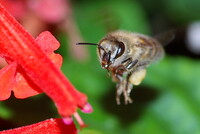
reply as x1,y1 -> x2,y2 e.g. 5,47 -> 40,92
0,62 -> 17,100
47,53 -> 63,68
35,31 -> 63,68
35,31 -> 60,54
12,66 -> 42,99
0,118 -> 77,134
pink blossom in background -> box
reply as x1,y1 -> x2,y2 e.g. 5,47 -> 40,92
28,0 -> 69,23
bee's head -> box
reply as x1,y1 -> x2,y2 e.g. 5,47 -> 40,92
76,39 -> 125,69
97,39 -> 125,69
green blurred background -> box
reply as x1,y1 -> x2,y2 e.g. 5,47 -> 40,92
1,0 -> 200,134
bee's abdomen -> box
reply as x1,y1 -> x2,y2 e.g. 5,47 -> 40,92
136,36 -> 165,62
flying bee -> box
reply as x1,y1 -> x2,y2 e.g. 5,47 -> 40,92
77,30 -> 165,104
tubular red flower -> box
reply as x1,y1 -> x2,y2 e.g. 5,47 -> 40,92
0,3 -> 89,120
0,118 -> 77,134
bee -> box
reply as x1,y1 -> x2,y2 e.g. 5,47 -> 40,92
77,30 -> 165,104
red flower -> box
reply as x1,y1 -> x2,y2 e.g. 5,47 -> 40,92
0,3 -> 92,127
0,31 -> 62,100
0,118 -> 77,134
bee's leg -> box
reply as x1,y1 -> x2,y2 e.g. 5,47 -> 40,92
116,80 -> 125,105
113,73 -> 124,105
123,69 -> 146,104
125,59 -> 138,70
122,58 -> 138,70
124,83 -> 132,104
116,79 -> 132,104
126,75 -> 133,96
123,73 -> 133,104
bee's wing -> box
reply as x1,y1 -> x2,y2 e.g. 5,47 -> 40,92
153,29 -> 176,47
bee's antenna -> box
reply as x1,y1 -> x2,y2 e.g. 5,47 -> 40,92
76,42 -> 106,52
76,43 -> 98,46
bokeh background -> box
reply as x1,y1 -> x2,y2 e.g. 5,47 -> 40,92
1,0 -> 200,134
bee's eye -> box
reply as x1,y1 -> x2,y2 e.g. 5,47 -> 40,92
114,41 -> 125,59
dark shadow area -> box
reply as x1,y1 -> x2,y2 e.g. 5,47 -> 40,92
165,28 -> 200,59
0,118 -> 16,131
101,85 -> 159,127
0,94 -> 58,130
